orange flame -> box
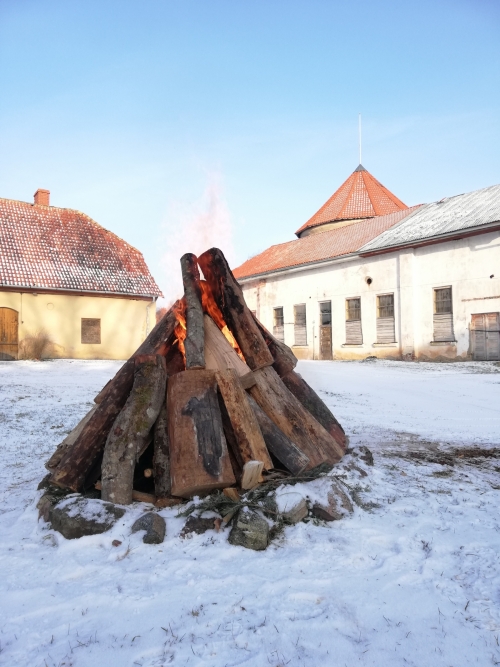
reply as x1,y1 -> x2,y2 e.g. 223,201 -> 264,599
200,281 -> 245,361
173,298 -> 187,363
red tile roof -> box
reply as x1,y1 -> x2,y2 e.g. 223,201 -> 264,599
0,197 -> 162,297
234,206 -> 420,280
295,164 -> 408,237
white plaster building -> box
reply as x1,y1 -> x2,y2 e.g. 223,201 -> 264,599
234,167 -> 500,361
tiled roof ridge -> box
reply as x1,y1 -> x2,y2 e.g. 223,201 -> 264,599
0,196 -> 142,256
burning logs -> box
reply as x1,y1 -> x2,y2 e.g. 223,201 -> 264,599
44,247 -> 347,506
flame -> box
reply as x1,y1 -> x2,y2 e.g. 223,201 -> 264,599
173,298 -> 187,363
200,281 -> 245,361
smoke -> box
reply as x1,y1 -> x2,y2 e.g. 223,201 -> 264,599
159,175 -> 235,307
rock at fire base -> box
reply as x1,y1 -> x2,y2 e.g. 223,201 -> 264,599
228,508 -> 269,551
275,491 -> 309,524
180,515 -> 218,538
50,497 -> 126,539
312,480 -> 353,522
131,512 -> 166,544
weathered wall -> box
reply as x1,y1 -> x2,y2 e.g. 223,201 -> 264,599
240,230 -> 500,361
0,291 -> 155,359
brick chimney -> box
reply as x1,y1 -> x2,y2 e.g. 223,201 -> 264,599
34,189 -> 50,206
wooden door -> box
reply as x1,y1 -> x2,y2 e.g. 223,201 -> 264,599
319,301 -> 333,360
471,313 -> 500,361
0,308 -> 19,360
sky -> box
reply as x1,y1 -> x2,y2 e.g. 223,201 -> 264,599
1,0 -> 499,304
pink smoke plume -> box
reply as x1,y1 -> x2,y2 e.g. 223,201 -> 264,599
159,175 -> 235,307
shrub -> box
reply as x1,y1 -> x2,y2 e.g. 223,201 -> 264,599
19,329 -> 53,360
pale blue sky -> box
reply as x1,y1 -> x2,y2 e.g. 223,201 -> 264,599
1,0 -> 499,302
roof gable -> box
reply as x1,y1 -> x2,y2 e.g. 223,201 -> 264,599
295,165 -> 408,237
0,198 -> 162,297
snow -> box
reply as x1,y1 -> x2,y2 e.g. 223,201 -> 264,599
1,358 -> 500,666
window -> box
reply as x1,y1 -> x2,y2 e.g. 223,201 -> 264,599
319,301 -> 331,326
81,318 -> 101,344
433,287 -> 454,341
294,304 -> 307,346
376,294 -> 395,343
273,307 -> 284,342
345,298 -> 362,344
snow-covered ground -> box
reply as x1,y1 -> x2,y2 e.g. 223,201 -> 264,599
1,358 -> 500,667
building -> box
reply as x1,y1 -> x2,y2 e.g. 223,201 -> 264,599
234,166 -> 500,362
0,189 -> 162,360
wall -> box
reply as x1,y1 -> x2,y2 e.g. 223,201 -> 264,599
0,291 -> 155,359
241,229 -> 500,361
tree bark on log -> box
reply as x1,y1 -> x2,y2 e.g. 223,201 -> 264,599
100,355 -> 167,505
180,253 -> 205,370
249,366 -> 344,469
49,306 -> 178,491
45,405 -> 97,470
246,395 -> 310,474
280,370 -> 347,452
215,368 -> 272,470
198,248 -> 274,371
168,369 -> 236,498
254,318 -> 298,377
153,398 -> 171,498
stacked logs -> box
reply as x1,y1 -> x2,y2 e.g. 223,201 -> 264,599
45,248 -> 346,505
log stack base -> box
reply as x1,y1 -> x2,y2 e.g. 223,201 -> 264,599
45,247 -> 346,505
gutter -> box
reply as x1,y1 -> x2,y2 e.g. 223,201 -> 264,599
0,283 -> 161,301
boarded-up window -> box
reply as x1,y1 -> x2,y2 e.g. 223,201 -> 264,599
376,294 -> 395,343
294,304 -> 307,346
345,298 -> 362,344
433,287 -> 454,341
471,312 -> 500,360
81,318 -> 101,344
273,307 -> 284,342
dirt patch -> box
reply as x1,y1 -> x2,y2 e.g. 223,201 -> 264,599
399,447 -> 500,467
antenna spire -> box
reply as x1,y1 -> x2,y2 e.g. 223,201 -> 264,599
358,113 -> 362,165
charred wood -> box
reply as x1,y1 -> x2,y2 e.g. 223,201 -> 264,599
180,253 -> 205,369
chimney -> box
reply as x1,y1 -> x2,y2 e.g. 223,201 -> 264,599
34,189 -> 50,206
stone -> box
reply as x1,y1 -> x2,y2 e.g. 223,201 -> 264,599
228,508 -> 269,550
50,496 -> 126,539
312,480 -> 353,522
131,512 -> 166,544
359,446 -> 374,466
180,515 -> 217,538
275,491 -> 308,524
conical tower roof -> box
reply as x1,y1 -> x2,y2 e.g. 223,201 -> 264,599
295,164 -> 408,237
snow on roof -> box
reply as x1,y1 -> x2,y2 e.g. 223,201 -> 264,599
295,164 -> 408,237
234,207 -> 419,280
0,197 -> 162,297
360,183 -> 500,254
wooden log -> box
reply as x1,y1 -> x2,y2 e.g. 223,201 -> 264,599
168,369 -> 236,498
280,370 -> 347,452
246,395 -> 310,474
45,405 -> 97,470
241,461 -> 264,490
198,248 -> 274,371
217,391 -> 243,482
180,253 -> 205,369
223,487 -> 240,501
254,317 -> 298,377
153,398 -> 170,497
144,468 -> 154,478
49,305 -> 178,491
100,355 -> 167,505
215,368 -> 272,470
204,315 -> 253,379
95,481 -> 156,505
249,366 -> 344,469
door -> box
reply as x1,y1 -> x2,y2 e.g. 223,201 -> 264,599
319,301 -> 333,360
0,308 -> 19,360
471,313 -> 500,361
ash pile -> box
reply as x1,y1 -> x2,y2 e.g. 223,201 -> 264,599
39,248 -> 365,550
